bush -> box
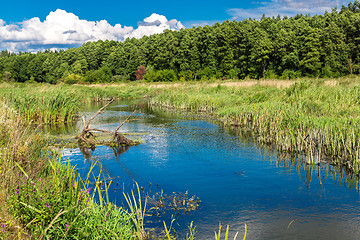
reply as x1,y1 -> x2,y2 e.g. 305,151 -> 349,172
144,69 -> 177,82
265,69 -> 278,79
227,68 -> 240,80
64,74 -> 83,84
84,66 -> 112,83
178,70 -> 195,81
135,65 -> 146,80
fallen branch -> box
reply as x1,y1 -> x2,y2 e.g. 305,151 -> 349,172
85,99 -> 114,130
76,100 -> 139,148
110,110 -> 136,144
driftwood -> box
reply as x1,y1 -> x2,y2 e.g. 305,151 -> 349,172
76,100 -> 139,148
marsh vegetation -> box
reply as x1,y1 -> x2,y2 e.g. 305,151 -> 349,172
1,77 -> 360,239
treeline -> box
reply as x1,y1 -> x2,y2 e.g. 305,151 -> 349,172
1,1 -> 360,83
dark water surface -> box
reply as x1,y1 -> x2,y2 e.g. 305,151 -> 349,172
59,100 -> 360,240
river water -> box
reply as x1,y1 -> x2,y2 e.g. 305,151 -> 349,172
57,100 -> 360,240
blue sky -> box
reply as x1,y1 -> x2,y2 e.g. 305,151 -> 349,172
0,0 -> 349,52
0,0 -> 254,27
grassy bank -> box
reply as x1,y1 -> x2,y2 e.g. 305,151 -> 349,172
0,82 -> 241,239
0,102 -> 142,239
150,77 -> 360,173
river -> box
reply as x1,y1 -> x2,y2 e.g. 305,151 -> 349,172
54,100 -> 360,240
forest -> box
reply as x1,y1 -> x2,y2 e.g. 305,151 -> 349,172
1,1 -> 360,83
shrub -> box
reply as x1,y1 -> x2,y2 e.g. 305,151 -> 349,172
64,74 -> 83,84
135,65 -> 146,80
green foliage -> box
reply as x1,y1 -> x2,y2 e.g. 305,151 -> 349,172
2,3 -> 360,82
0,103 -> 138,239
9,155 -> 137,239
64,73 -> 83,84
112,74 -> 130,82
0,83 -> 151,123
144,69 -> 177,82
280,69 -> 302,79
84,66 -> 112,83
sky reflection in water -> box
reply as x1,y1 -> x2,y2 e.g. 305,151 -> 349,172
61,101 -> 360,240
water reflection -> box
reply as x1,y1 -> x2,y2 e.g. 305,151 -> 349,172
59,100 -> 360,240
229,124 -> 360,191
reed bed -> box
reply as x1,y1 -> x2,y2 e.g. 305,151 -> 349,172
0,83 -> 151,124
150,78 -> 360,174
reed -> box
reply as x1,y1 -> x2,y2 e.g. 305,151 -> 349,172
214,223 -> 247,240
150,78 -> 360,174
0,82 -> 151,124
123,182 -> 148,239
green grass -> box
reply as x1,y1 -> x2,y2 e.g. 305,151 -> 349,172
0,82 -> 152,124
6,77 -> 359,238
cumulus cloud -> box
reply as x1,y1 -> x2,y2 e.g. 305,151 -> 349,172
227,0 -> 348,20
0,9 -> 184,52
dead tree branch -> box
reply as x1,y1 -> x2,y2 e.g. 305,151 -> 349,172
110,110 -> 136,144
76,100 -> 139,148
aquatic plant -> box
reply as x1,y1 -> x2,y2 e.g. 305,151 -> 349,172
123,181 -> 148,239
214,223 -> 247,240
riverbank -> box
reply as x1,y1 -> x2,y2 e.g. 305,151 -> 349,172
0,102 -> 143,239
149,77 -> 360,174
2,77 -> 360,170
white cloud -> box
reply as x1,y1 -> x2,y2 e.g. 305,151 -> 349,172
0,9 -> 184,52
126,13 -> 184,39
227,0 -> 348,20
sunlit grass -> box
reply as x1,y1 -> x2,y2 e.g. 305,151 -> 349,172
4,77 -> 360,238
0,82 -> 152,123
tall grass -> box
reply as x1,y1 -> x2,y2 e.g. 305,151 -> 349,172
150,78 -> 360,174
0,102 -> 139,239
0,82 -> 152,123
